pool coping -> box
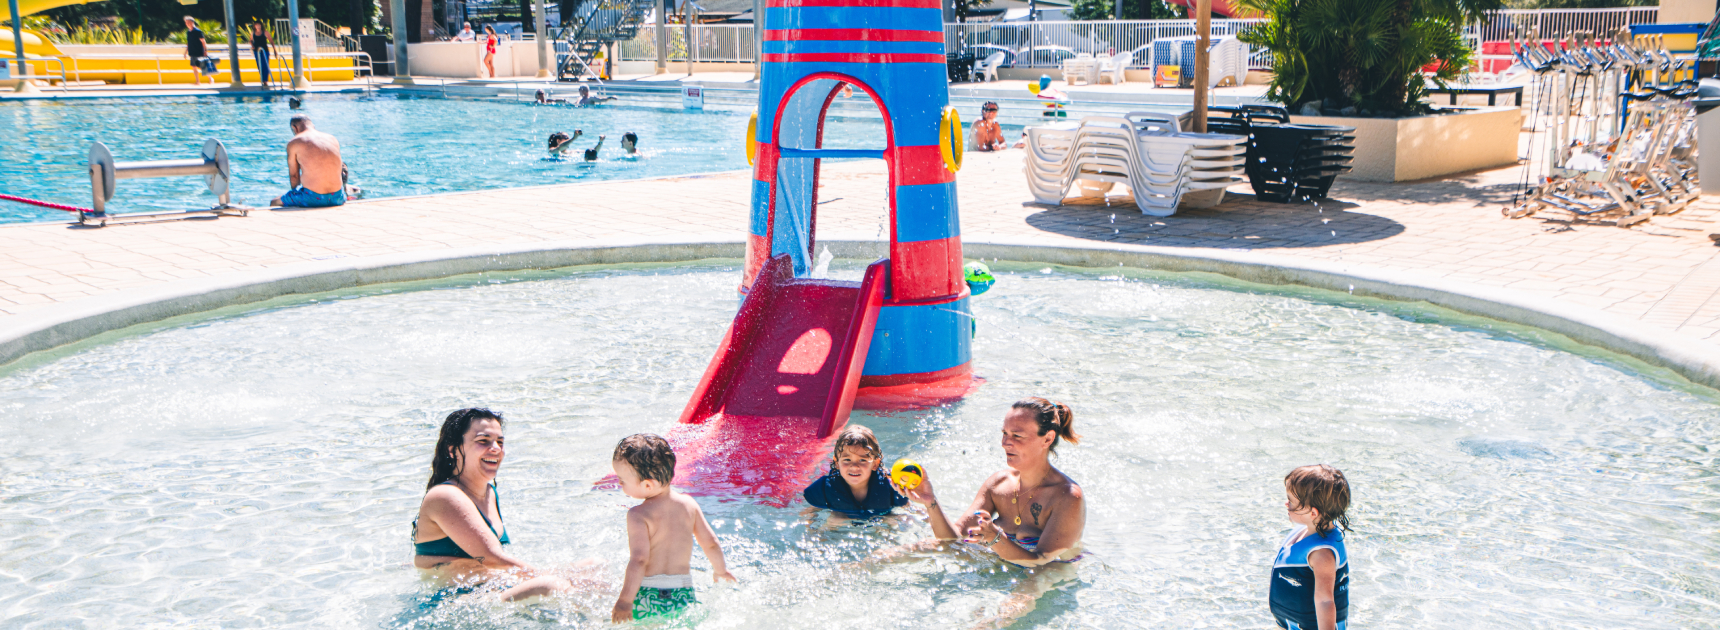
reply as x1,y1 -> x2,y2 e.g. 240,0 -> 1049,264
3,236 -> 1718,391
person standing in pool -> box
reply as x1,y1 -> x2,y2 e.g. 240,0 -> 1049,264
413,408 -> 573,601
183,16 -> 209,86
1270,465 -> 1351,630
271,115 -> 350,208
576,85 -> 616,107
891,397 -> 1085,627
248,22 -> 276,89
610,434 -> 736,621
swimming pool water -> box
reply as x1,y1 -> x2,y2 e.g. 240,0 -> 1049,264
0,263 -> 1716,628
0,94 -> 966,224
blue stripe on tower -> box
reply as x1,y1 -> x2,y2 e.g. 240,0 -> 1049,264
763,41 -> 946,55
892,182 -> 958,242
862,298 -> 971,376
762,66 -> 949,146
763,7 -> 942,29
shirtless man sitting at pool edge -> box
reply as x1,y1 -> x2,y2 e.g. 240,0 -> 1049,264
271,114 -> 349,208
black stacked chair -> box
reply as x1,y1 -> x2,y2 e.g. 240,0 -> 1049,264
1207,106 -> 1356,203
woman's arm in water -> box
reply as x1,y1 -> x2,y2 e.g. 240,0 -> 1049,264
980,483 -> 1084,568
896,469 -> 995,541
419,484 -> 530,571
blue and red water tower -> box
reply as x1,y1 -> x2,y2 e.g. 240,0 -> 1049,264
668,0 -> 970,500
745,0 -> 970,392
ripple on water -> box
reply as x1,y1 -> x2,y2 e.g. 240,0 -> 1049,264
0,262 -> 1717,628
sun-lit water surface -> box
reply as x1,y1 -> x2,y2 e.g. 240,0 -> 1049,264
0,262 -> 1716,629
0,94 -> 1004,224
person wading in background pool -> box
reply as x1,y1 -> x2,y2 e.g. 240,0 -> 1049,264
973,101 -> 1006,152
182,16 -> 209,86
271,115 -> 350,208
248,22 -> 276,89
885,397 -> 1087,628
413,408 -> 577,601
576,85 -> 616,107
483,25 -> 499,78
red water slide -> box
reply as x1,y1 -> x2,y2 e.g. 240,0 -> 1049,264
658,254 -> 888,502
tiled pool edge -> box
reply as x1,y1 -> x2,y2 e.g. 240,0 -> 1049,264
5,237 -> 1719,391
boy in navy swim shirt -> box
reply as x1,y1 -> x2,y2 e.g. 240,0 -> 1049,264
1270,464 -> 1352,630
802,424 -> 907,518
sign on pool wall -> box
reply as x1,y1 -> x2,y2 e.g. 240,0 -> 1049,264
683,86 -> 704,110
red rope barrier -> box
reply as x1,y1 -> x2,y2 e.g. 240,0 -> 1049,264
0,194 -> 93,214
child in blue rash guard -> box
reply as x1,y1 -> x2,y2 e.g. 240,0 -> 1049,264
1270,464 -> 1352,630
802,424 -> 907,518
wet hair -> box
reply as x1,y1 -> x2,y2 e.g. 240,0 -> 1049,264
426,408 -> 504,491
982,101 -> 999,112
289,114 -> 311,130
622,132 -> 638,146
548,131 -> 572,149
1286,464 -> 1351,536
827,424 -> 883,475
1011,397 -> 1080,452
613,433 -> 676,486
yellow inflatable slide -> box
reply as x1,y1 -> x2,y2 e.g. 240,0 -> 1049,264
4,0 -> 356,84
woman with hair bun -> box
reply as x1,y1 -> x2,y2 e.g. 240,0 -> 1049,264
889,397 -> 1087,624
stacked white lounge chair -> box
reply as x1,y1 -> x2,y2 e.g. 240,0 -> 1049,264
1024,113 -> 1247,217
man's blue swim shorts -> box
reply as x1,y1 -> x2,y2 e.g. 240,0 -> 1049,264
279,186 -> 346,208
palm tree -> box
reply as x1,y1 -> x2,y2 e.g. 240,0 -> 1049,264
1236,0 -> 1503,116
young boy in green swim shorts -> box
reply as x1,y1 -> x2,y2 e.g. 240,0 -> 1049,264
610,434 -> 736,622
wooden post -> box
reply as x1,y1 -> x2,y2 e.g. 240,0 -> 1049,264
654,0 -> 668,74
1192,0 -> 1209,132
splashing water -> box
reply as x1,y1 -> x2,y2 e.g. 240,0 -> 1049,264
0,262 -> 1715,628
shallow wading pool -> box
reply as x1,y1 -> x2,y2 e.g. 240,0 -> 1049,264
0,261 -> 1715,628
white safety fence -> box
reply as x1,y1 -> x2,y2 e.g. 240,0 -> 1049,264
618,24 -> 756,63
610,8 -> 1665,70
1468,7 -> 1658,42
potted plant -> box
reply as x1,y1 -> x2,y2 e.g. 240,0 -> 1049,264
1236,0 -> 1503,117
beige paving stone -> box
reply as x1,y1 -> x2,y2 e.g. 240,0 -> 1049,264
4,149 -> 1720,350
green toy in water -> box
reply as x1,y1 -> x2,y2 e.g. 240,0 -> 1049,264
964,261 -> 995,296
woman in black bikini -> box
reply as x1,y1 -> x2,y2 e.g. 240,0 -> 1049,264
412,408 -> 572,600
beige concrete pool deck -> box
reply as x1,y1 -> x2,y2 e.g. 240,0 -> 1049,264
4,148 -> 1720,371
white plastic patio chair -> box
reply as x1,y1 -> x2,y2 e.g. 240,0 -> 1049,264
975,51 -> 1007,83
1062,55 -> 1097,86
1098,52 -> 1130,85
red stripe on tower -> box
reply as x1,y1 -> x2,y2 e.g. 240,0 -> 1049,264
761,53 -> 946,64
889,237 -> 965,301
888,145 -> 955,186
764,29 -> 944,42
753,143 -> 779,184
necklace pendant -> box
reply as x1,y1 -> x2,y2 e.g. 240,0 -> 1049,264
1013,516 -> 1021,525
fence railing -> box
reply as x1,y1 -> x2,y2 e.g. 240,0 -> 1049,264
949,19 -> 1268,68
1467,6 -> 1658,43
618,24 -> 756,63
611,8 -> 1664,69
271,18 -> 347,53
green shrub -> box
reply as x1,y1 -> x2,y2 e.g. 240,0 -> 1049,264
1237,0 -> 1503,116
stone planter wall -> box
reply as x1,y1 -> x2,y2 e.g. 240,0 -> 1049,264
1290,106 -> 1522,182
